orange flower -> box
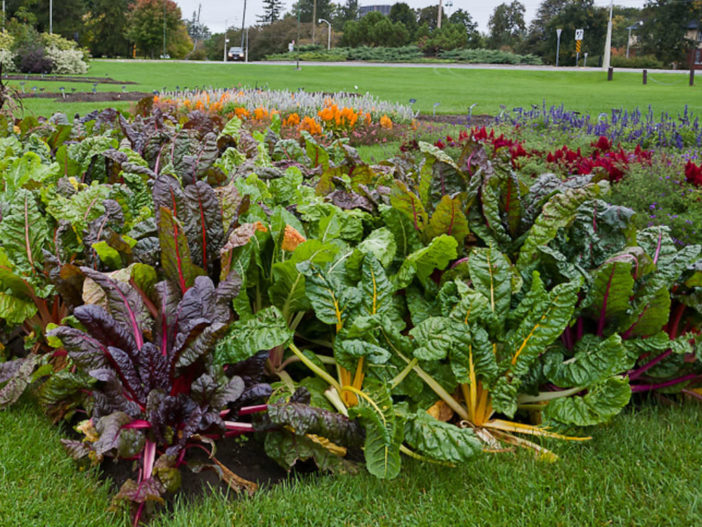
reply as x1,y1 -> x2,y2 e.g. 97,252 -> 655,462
254,107 -> 269,120
379,115 -> 393,130
234,107 -> 250,119
300,116 -> 322,135
285,113 -> 300,126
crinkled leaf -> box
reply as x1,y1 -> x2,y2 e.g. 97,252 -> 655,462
215,306 -> 292,364
543,334 -> 633,388
517,181 -> 608,271
394,235 -> 458,289
543,376 -> 631,428
403,411 -> 482,464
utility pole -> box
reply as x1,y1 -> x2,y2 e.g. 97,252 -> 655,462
240,0 -> 247,50
437,0 -> 443,29
162,0 -> 167,58
49,0 -> 52,33
312,0 -> 317,44
602,0 -> 613,70
223,19 -> 229,62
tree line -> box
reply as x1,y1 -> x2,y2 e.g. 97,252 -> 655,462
3,0 -> 701,65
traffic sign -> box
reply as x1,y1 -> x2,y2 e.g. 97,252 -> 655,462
575,40 -> 581,53
575,29 -> 584,40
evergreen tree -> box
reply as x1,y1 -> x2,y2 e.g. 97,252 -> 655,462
257,0 -> 284,24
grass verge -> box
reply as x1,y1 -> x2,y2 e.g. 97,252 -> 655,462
1,398 -> 700,526
9,61 -> 702,119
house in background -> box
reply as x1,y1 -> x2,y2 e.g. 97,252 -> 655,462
685,21 -> 702,68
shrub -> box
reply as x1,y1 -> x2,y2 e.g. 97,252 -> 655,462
14,44 -> 53,74
611,55 -> 664,69
439,48 -> 542,65
0,49 -> 16,72
45,47 -> 88,74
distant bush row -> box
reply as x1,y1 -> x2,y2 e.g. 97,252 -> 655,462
264,45 -> 542,65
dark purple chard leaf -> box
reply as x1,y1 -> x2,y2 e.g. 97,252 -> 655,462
81,267 -> 153,350
128,218 -> 160,267
112,477 -> 166,506
327,190 -> 375,212
147,392 -> 204,455
265,401 -> 365,448
89,368 -> 142,418
152,280 -> 181,358
61,439 -> 92,460
158,206 -> 205,294
93,411 -> 134,457
48,325 -> 110,372
73,304 -> 138,356
184,181 -> 226,272
135,343 -> 170,394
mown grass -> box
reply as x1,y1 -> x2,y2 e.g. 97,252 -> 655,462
9,61 -> 702,119
1,398 -> 700,526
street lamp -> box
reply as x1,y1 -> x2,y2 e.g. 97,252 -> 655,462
556,28 -> 562,67
49,0 -> 52,33
626,21 -> 643,59
318,18 -> 331,50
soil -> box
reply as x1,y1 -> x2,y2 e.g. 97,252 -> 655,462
19,91 -> 152,103
100,435 -> 294,503
3,74 -> 136,85
416,113 -> 495,127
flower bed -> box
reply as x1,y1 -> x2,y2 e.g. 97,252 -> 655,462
153,88 -> 416,144
0,103 -> 700,525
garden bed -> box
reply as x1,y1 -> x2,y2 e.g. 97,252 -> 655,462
0,89 -> 700,525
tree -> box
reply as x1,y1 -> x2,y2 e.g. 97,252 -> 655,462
126,0 -> 192,58
448,9 -> 482,48
639,0 -> 702,65
420,23 -> 469,54
389,3 -> 418,37
417,5 -> 445,32
488,1 -> 526,50
83,0 -> 132,57
4,0 -> 88,39
186,10 -> 211,43
541,0 -> 607,64
295,0 -> 334,24
522,0 -> 569,56
336,0 -> 359,29
341,12 -> 410,47
258,0 -> 284,24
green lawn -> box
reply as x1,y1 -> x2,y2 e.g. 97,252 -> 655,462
1,398 -> 700,526
10,61 -> 702,119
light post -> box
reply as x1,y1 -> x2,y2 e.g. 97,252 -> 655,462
602,0 -> 613,70
318,18 -> 331,50
49,0 -> 52,33
556,28 -> 562,67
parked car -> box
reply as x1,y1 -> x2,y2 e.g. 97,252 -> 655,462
228,47 -> 245,61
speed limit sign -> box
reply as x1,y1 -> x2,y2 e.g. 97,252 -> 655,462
575,28 -> 584,40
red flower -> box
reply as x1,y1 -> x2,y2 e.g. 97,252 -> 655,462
685,161 -> 702,186
592,136 -> 612,151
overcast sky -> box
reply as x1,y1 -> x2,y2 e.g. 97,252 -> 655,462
174,0 -> 646,35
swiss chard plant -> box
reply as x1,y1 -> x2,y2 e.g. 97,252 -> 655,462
48,268 -> 270,524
